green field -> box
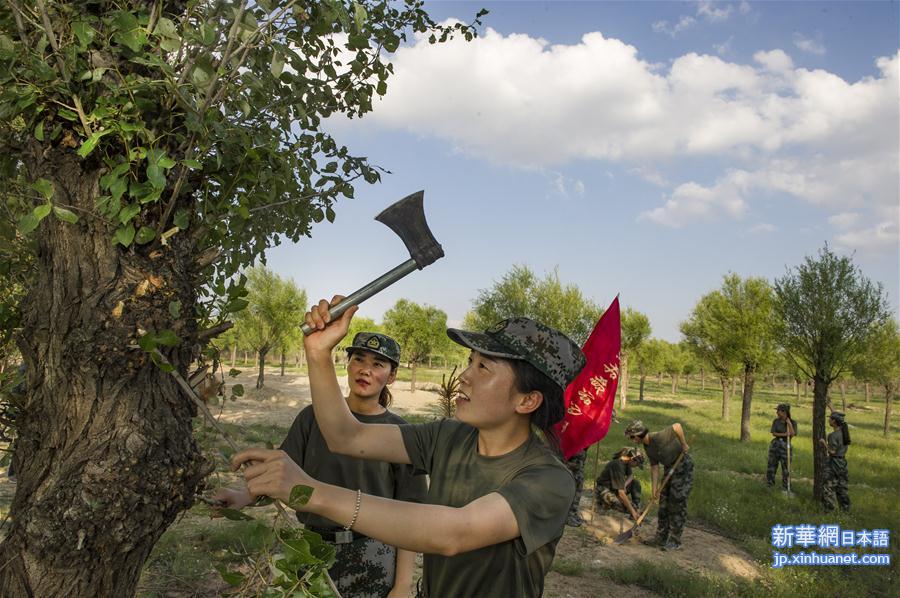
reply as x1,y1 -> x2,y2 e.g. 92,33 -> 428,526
131,369 -> 897,597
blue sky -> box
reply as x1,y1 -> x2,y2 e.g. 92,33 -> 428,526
267,1 -> 899,341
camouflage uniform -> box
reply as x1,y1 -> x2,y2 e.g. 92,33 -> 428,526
330,536 -> 396,598
658,454 -> 693,544
822,425 -> 850,512
565,450 -> 587,526
766,421 -> 796,490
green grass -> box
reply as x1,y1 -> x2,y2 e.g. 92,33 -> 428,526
584,378 -> 899,598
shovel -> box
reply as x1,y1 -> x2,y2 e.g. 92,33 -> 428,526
614,451 -> 686,544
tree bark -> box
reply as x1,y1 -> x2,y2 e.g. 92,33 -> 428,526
865,382 -> 870,404
230,345 -> 237,369
256,348 -> 268,389
0,150 -> 205,596
700,367 -> 705,391
739,365 -> 755,442
639,375 -> 646,401
812,375 -> 829,500
794,378 -> 800,404
840,381 -> 846,411
670,374 -> 677,394
619,354 -> 628,410
720,376 -> 730,420
885,383 -> 894,437
410,362 -> 417,392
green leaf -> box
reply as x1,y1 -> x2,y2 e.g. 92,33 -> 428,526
34,204 -> 52,220
270,52 -> 285,78
173,208 -> 189,230
155,329 -> 180,347
77,130 -> 110,158
134,226 -> 156,244
353,2 -> 368,32
147,164 -> 166,189
34,121 -> 44,141
226,298 -> 249,313
149,351 -> 175,373
72,22 -> 97,48
32,179 -> 54,200
182,159 -> 202,170
138,332 -> 157,352
215,564 -> 245,587
218,507 -> 254,521
228,368 -> 241,377
53,206 -> 79,223
115,223 -> 135,246
157,156 -> 176,169
168,300 -> 182,318
231,383 -> 244,397
57,108 -> 78,122
17,212 -> 40,234
118,203 -> 141,225
286,484 -> 314,510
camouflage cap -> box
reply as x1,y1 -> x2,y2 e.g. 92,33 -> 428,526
624,420 -> 648,437
829,411 -> 846,424
776,403 -> 790,411
446,317 -> 586,391
345,331 -> 401,366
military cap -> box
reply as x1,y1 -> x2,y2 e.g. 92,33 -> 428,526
829,411 -> 846,424
776,403 -> 790,412
446,317 -> 585,391
624,420 -> 648,437
345,331 -> 401,366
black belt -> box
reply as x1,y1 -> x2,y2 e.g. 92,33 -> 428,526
305,526 -> 366,544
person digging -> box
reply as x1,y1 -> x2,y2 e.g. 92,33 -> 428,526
594,447 -> 644,521
626,420 -> 693,551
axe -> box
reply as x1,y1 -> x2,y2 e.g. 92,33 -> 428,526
300,190 -> 444,335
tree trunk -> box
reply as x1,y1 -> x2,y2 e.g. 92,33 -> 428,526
410,362 -> 417,392
657,372 -> 662,385
720,376 -> 730,420
256,348 -> 268,389
670,374 -> 677,394
812,375 -> 829,500
243,350 -> 248,365
840,381 -> 846,411
794,378 -> 800,404
772,372 -> 778,392
619,354 -> 628,410
280,350 -> 286,376
865,382 -> 870,404
683,373 -> 689,389
0,151 -> 205,596
700,367 -> 705,391
639,375 -> 646,401
230,345 -> 237,369
885,383 -> 894,437
739,365 -> 755,442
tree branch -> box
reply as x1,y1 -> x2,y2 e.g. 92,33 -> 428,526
198,321 -> 233,342
35,0 -> 68,81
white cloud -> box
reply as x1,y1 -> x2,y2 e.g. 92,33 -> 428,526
834,220 -> 899,251
548,172 -> 586,199
714,36 -> 734,56
829,212 -> 860,229
652,16 -> 696,37
697,1 -> 734,22
739,1 -> 751,15
793,33 -> 826,56
351,28 -> 898,250
749,223 -> 777,234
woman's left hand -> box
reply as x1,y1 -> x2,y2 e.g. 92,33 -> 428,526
232,448 -> 316,506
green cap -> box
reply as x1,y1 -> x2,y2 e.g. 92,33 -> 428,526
345,332 -> 401,366
624,420 -> 648,437
446,317 -> 585,391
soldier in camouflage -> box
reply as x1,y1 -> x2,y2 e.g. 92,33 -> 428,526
594,447 -> 643,520
819,411 -> 851,512
766,404 -> 797,490
626,419 -> 692,551
565,449 -> 588,526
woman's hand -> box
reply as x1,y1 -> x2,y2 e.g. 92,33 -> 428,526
302,295 -> 358,356
212,486 -> 253,510
232,448 -> 317,508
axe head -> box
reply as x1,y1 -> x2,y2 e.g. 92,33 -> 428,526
376,190 -> 444,269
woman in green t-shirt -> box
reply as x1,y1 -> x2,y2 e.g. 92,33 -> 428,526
231,297 -> 586,597
819,411 -> 851,512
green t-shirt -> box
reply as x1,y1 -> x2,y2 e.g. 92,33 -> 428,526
827,430 -> 848,459
597,458 -> 631,491
280,405 -> 427,530
646,426 -> 682,468
400,419 -> 575,598
770,418 -> 797,438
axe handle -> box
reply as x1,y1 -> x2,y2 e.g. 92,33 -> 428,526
634,451 -> 686,527
301,258 -> 419,336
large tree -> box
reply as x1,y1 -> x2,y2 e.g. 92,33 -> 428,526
632,337 -> 664,402
232,266 -> 305,389
0,2 -> 480,595
465,264 -> 602,345
619,307 -> 650,410
774,245 -> 890,499
382,298 -> 447,391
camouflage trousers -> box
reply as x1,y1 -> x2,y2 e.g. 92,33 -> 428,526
766,438 -> 793,489
657,454 -> 693,543
565,450 -> 587,524
329,536 -> 396,598
822,458 -> 851,512
595,480 -> 642,514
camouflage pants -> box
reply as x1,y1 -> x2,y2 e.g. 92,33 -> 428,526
766,439 -> 793,489
657,454 -> 693,543
566,450 -> 587,523
595,480 -> 642,514
329,536 -> 396,598
822,459 -> 851,512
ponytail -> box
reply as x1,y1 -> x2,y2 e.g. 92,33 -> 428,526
841,422 -> 851,446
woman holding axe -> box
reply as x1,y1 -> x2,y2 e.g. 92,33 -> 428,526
230,299 -> 585,597
626,420 -> 693,551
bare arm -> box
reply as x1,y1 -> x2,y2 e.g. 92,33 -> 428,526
390,549 -> 417,598
304,298 -> 411,465
235,449 -> 520,556
616,488 -> 639,519
672,423 -> 689,452
650,463 -> 660,498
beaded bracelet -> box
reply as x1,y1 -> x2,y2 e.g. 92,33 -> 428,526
345,489 -> 362,531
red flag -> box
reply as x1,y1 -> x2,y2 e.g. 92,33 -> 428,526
556,296 -> 621,460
